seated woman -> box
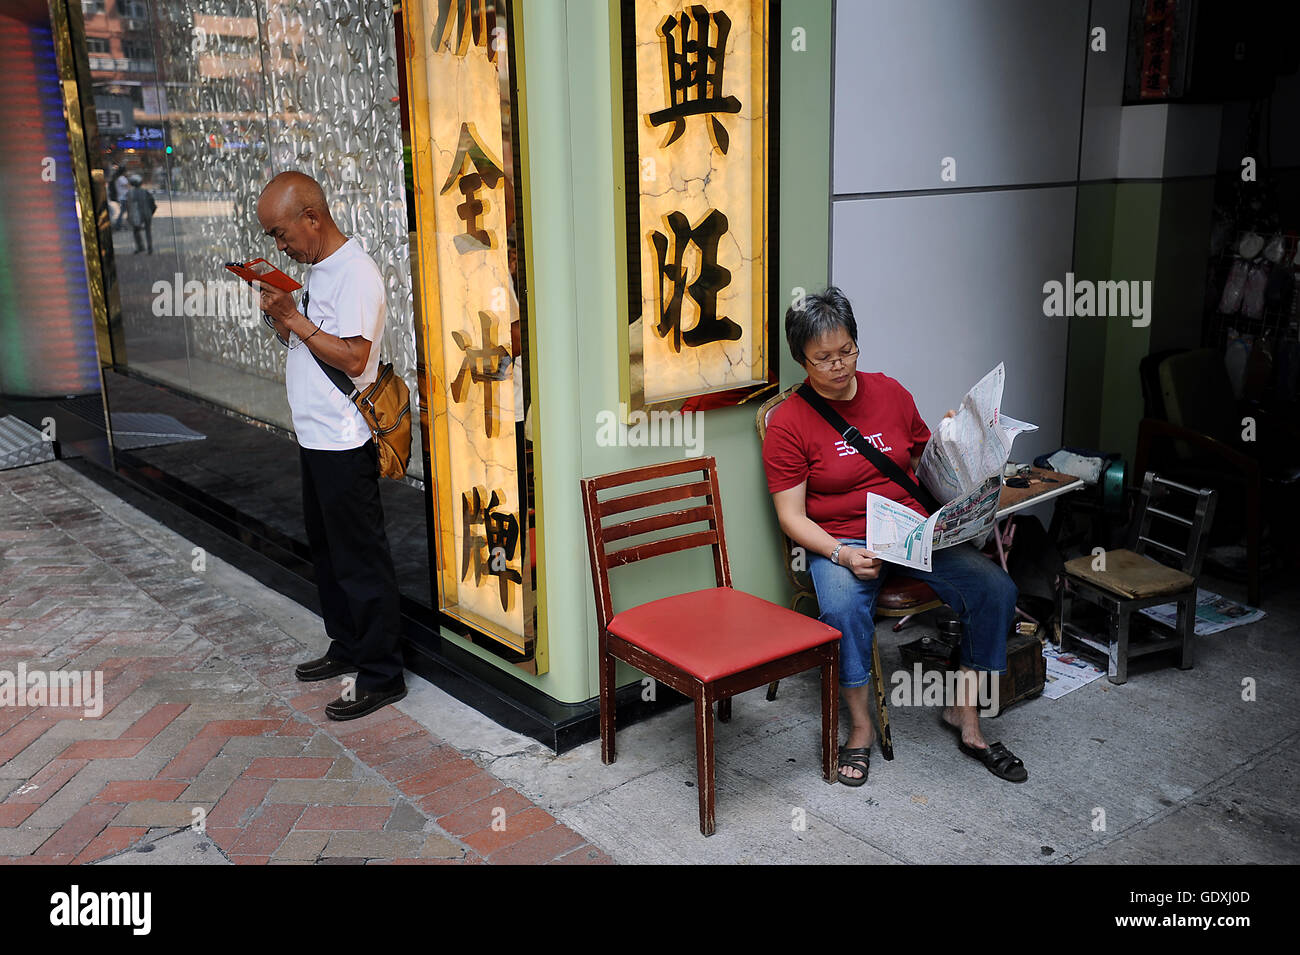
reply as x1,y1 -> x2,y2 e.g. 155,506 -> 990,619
761,287 -> 1027,786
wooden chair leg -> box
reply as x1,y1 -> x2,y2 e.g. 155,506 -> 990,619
599,645 -> 617,765
765,681 -> 779,701
870,638 -> 894,761
1108,611 -> 1130,684
1054,576 -> 1067,647
1177,592 -> 1195,670
821,648 -> 838,783
694,686 -> 716,837
718,696 -> 732,723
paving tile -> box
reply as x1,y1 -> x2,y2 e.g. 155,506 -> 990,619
270,830 -> 330,861
243,757 -> 333,779
296,806 -> 392,830
113,800 -> 213,828
122,702 -> 189,739
265,780 -> 361,806
0,828 -> 56,855
321,830 -> 424,859
3,757 -> 86,804
462,808 -> 556,856
73,825 -> 149,864
436,788 -> 534,837
486,825 -> 587,866
92,780 -> 189,803
384,801 -> 429,832
398,758 -> 482,798
196,719 -> 283,739
416,772 -> 505,817
32,802 -> 121,858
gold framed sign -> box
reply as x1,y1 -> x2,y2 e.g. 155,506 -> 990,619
612,0 -> 778,411
402,0 -> 545,671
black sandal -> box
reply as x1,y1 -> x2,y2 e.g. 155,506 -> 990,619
958,740 -> 1028,783
837,746 -> 871,786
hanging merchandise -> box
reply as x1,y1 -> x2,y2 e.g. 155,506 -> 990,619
1242,263 -> 1271,320
1237,231 -> 1265,259
1219,257 -> 1249,314
1224,328 -> 1252,399
1263,233 -> 1287,264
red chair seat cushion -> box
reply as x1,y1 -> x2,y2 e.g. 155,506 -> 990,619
607,587 -> 841,682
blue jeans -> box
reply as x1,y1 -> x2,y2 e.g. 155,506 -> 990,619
809,540 -> 1017,689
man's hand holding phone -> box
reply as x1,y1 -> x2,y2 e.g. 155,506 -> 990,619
255,280 -> 301,342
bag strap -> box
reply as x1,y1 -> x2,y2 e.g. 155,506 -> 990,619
313,351 -> 358,400
795,381 -> 938,513
300,288 -> 359,400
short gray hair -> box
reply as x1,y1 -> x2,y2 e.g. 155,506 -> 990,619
785,287 -> 858,365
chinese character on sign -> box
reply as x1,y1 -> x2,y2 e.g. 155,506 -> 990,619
648,4 -> 742,154
441,122 -> 505,254
450,310 -> 512,437
649,207 -> 742,352
433,0 -> 498,62
461,486 -> 522,611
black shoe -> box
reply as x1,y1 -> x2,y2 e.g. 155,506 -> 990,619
294,654 -> 358,682
325,684 -> 407,721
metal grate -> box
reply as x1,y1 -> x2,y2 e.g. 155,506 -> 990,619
0,416 -> 56,471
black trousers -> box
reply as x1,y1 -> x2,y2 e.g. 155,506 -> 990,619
299,440 -> 405,692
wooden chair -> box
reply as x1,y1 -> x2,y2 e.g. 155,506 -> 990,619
755,386 -> 945,760
1056,472 -> 1217,684
580,456 -> 840,836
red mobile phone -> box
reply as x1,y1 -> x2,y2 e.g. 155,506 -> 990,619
224,258 -> 302,292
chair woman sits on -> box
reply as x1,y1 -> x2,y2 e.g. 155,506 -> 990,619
760,287 -> 1028,786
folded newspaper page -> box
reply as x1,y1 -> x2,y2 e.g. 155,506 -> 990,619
865,364 -> 1036,571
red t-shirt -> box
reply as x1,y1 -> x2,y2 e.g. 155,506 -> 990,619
762,371 -> 932,539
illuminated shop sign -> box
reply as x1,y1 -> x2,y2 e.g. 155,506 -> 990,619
403,0 -> 542,667
616,0 -> 775,410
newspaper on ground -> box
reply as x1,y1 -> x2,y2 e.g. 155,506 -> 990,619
1138,589 -> 1265,635
1041,644 -> 1106,700
865,363 -> 1037,571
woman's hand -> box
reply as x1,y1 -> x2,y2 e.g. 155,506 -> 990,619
839,546 -> 884,581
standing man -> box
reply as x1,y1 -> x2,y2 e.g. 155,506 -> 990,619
113,167 -> 131,230
255,170 -> 407,720
126,175 -> 156,254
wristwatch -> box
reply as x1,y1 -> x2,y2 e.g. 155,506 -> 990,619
830,543 -> 844,565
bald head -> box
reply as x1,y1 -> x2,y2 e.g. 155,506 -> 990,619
257,171 -> 345,265
259,171 -> 330,223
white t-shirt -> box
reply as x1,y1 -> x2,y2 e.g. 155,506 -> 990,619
285,237 -> 386,450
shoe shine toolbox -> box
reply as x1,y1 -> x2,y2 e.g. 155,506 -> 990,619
897,614 -> 1045,713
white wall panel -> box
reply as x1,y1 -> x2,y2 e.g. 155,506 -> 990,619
830,187 -> 1075,463
833,0 -> 1089,194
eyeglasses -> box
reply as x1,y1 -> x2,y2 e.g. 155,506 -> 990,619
263,287 -> 307,349
804,345 -> 859,372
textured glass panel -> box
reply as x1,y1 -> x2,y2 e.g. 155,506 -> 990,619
102,0 -> 417,472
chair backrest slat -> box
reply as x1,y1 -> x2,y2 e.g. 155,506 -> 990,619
603,505 -> 716,543
1145,505 -> 1193,528
598,480 -> 712,519
607,530 -> 719,567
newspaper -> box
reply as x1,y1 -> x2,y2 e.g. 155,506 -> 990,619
1138,590 -> 1266,635
1041,645 -> 1105,700
865,364 -> 1036,571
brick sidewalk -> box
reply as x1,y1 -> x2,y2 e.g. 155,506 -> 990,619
0,463 -> 611,865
